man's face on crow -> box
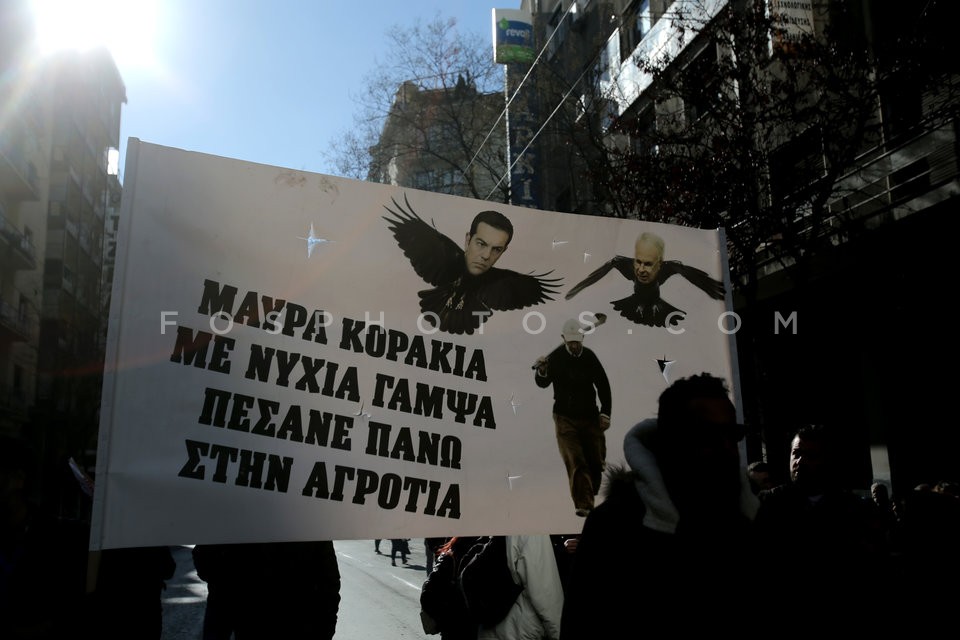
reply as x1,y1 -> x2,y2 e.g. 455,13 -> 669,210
464,222 -> 510,276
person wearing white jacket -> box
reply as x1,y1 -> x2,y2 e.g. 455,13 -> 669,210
477,534 -> 563,640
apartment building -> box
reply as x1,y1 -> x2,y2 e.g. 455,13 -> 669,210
1,4 -> 47,439
369,77 -> 508,201
1,1 -> 126,512
35,47 -> 125,512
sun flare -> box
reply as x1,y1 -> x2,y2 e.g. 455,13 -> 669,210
30,0 -> 160,69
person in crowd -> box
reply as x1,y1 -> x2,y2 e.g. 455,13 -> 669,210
870,481 -> 899,544
88,546 -> 177,639
559,373 -> 758,638
754,423 -> 888,623
478,534 -> 563,640
747,460 -> 774,494
933,479 -> 960,498
871,481 -> 894,512
374,539 -> 382,554
1,436 -> 89,640
420,536 -> 482,640
193,541 -> 340,639
534,317 -> 612,517
390,538 -> 410,566
424,537 -> 447,574
549,534 -> 579,597
890,477 -> 960,621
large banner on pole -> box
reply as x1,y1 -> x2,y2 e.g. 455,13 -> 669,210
90,140 -> 739,549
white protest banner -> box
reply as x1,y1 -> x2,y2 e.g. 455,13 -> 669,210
90,139 -> 739,549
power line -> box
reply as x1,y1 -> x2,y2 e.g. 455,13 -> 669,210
481,1 -> 735,201
484,60 -> 592,201
460,2 -> 578,190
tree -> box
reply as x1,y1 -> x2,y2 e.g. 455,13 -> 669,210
534,0 -> 957,297
325,14 -> 511,202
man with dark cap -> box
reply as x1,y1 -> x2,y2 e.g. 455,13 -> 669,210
534,317 -> 612,517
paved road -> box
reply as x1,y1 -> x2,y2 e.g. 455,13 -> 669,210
161,540 -> 430,639
161,546 -> 207,640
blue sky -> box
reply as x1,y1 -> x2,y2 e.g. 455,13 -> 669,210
34,1 -> 500,183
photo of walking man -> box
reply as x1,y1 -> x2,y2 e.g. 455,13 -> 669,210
534,318 -> 612,517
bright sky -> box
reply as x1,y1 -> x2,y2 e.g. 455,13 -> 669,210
29,0 -> 499,182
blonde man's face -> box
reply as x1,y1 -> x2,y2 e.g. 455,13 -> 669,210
634,240 -> 662,284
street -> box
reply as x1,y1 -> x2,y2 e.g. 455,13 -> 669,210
161,540 -> 429,639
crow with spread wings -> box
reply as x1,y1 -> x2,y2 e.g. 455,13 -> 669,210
383,196 -> 562,335
565,231 -> 725,327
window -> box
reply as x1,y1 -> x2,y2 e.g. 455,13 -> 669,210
769,127 -> 826,204
623,106 -> 658,158
880,74 -> 923,144
547,1 -> 571,59
13,365 -> 24,394
620,0 -> 651,61
682,47 -> 720,124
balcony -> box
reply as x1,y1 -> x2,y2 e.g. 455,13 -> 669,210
0,297 -> 31,342
0,385 -> 29,422
0,132 -> 41,201
749,116 -> 960,280
0,211 -> 38,271
819,119 -> 959,238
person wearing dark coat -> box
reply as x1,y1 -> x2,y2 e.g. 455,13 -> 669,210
534,318 -> 612,517
559,374 -> 759,639
390,538 -> 410,566
420,536 -> 481,640
193,541 -> 340,640
89,546 -> 177,639
754,423 -> 897,628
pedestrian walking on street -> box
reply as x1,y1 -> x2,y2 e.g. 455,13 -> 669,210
390,538 -> 410,566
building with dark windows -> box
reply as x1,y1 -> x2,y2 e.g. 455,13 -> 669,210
1,2 -> 48,440
369,77 -> 508,201
1,0 -> 126,515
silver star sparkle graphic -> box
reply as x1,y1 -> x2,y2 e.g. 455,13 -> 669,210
352,401 -> 372,420
509,394 -> 521,416
297,223 -> 334,258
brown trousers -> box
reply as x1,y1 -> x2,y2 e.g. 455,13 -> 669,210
553,413 -> 607,511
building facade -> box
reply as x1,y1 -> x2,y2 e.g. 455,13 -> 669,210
369,77 -> 509,202
512,0 -> 958,492
1,1 -> 126,514
36,48 -> 125,512
1,3 -> 48,440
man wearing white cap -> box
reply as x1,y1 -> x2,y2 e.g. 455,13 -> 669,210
534,318 -> 612,517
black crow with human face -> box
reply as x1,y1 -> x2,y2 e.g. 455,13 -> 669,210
565,254 -> 725,328
383,195 -> 562,335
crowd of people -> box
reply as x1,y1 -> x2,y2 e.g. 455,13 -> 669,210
417,373 -> 960,638
4,371 -> 959,638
